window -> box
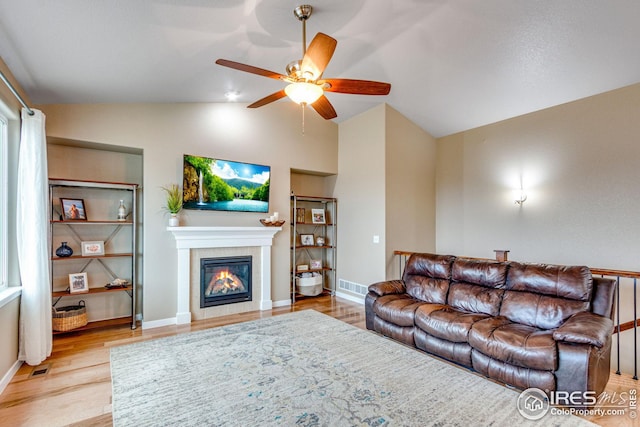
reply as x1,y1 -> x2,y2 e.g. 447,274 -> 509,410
0,113 -> 7,290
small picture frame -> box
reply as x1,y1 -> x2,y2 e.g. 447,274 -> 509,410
316,236 -> 325,246
81,241 -> 105,256
69,272 -> 89,294
296,208 -> 306,223
310,259 -> 322,270
311,208 -> 326,224
60,198 -> 87,221
300,234 -> 315,246
297,264 -> 309,272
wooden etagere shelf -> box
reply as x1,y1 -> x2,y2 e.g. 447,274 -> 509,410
290,194 -> 337,304
49,178 -> 138,332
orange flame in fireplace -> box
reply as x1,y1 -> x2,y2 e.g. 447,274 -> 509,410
205,268 -> 246,296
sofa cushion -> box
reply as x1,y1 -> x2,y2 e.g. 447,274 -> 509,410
500,290 -> 590,330
446,258 -> 508,316
373,317 -> 415,347
415,328 -> 473,368
404,253 -> 455,304
469,317 -> 557,371
472,350 -> 556,392
506,262 -> 593,302
452,258 -> 509,288
447,283 -> 505,316
373,294 -> 425,327
415,304 -> 490,343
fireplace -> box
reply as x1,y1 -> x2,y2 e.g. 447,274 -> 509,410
200,256 -> 252,307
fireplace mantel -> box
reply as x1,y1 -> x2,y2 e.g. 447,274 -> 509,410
168,226 -> 282,324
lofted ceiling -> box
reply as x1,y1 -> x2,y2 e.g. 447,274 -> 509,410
1,0 -> 639,137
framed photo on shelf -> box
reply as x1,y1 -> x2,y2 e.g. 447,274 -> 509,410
300,234 -> 315,246
81,241 -> 105,256
69,272 -> 89,294
311,208 -> 326,224
310,259 -> 322,270
297,264 -> 309,272
60,198 -> 87,221
296,208 -> 306,223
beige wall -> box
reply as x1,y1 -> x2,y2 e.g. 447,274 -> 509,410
335,104 -> 437,290
290,171 -> 335,198
334,105 -> 386,289
41,102 -> 338,322
0,297 -> 20,384
436,82 -> 640,270
385,105 -> 437,279
435,83 -> 640,375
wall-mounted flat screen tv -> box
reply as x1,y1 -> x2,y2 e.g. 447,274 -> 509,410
183,154 -> 270,213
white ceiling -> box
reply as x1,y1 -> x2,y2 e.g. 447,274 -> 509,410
1,0 -> 639,137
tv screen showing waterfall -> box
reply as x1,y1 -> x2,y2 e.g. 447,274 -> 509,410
183,154 -> 270,213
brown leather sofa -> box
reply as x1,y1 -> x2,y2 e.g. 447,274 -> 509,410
365,253 -> 616,399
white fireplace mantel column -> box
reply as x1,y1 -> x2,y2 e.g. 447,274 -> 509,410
167,226 -> 282,324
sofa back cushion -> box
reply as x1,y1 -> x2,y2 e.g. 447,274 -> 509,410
505,262 -> 593,301
447,258 -> 509,316
404,253 -> 455,304
500,262 -> 593,329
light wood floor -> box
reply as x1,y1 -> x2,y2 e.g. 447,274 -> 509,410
0,296 -> 637,427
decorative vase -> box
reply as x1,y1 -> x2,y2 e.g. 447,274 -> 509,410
55,242 -> 73,257
117,199 -> 127,221
168,214 -> 179,227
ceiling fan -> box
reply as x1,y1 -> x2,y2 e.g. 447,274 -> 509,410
216,4 -> 391,120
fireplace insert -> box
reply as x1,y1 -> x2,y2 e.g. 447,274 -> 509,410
200,256 -> 252,307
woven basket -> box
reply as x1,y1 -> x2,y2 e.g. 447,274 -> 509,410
52,300 -> 87,332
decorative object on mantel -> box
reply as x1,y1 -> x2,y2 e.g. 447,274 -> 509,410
55,241 -> 73,257
259,219 -> 285,227
260,211 -> 284,226
161,184 -> 183,226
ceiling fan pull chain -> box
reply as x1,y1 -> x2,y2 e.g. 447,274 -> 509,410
301,103 -> 306,135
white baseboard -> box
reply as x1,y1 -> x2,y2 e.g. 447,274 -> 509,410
0,359 -> 22,395
142,317 -> 177,330
335,291 -> 365,304
272,299 -> 292,308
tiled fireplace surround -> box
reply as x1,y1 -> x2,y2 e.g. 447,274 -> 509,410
168,226 -> 282,323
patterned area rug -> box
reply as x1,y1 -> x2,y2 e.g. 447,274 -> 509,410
111,310 -> 594,426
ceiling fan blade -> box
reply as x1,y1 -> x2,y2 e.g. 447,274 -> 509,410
300,33 -> 337,80
322,78 -> 391,95
215,59 -> 286,80
311,95 -> 337,120
247,90 -> 287,108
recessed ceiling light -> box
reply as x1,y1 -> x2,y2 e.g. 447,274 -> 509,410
224,91 -> 239,101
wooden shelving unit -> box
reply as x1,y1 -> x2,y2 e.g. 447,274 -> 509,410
49,179 -> 138,331
290,195 -> 337,304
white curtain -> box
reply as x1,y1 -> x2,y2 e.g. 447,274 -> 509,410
17,108 -> 52,365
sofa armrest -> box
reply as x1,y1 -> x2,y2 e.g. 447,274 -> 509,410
368,280 -> 406,297
553,311 -> 613,348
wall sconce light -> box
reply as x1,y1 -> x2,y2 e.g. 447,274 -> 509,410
514,190 -> 527,205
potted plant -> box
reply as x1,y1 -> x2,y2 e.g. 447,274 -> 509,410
161,184 -> 183,226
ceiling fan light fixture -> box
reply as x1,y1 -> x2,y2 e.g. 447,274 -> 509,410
284,81 -> 323,105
